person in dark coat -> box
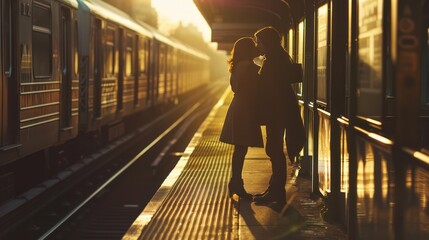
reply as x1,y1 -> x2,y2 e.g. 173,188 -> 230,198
219,37 -> 264,200
253,26 -> 305,205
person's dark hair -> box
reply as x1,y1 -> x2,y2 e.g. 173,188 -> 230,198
254,26 -> 281,53
228,37 -> 256,73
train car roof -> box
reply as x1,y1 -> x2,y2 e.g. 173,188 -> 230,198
170,37 -> 210,61
137,20 -> 178,48
137,20 -> 209,61
59,0 -> 79,8
78,0 -> 153,38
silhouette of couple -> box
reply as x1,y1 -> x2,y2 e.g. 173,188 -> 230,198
219,26 -> 305,205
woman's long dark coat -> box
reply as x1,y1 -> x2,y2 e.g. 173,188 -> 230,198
219,60 -> 264,147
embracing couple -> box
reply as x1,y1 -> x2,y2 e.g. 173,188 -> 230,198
219,26 -> 305,206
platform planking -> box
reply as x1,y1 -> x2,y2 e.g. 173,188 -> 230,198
123,85 -> 347,240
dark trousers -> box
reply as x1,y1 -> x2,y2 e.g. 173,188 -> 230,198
265,124 -> 286,193
231,145 -> 248,180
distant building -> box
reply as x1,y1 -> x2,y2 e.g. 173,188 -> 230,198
103,0 -> 158,28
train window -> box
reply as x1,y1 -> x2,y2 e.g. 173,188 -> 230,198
288,29 -> 294,57
3,0 -> 11,77
33,2 -> 50,29
425,28 -> 429,105
138,38 -> 146,73
317,4 -> 328,104
297,21 -> 304,64
125,35 -> 133,76
159,45 -> 165,73
146,40 -> 150,71
357,0 -> 383,120
159,45 -> 166,95
297,21 -> 304,96
32,1 -> 52,79
74,21 -> 78,76
105,27 -> 115,76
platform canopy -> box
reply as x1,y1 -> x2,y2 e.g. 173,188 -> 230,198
194,0 -> 304,51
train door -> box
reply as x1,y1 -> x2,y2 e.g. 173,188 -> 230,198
60,7 -> 72,129
1,0 -> 16,147
423,1 -> 429,148
158,44 -> 165,102
94,19 -> 102,118
117,28 -> 124,111
1,0 -> 4,146
165,47 -> 170,99
134,35 -> 139,106
149,40 -> 158,105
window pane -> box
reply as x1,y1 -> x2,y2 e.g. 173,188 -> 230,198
357,0 -> 383,120
298,22 -> 304,64
317,4 -> 328,103
125,50 -> 133,76
139,39 -> 146,73
74,21 -> 78,76
33,31 -> 52,78
32,1 -> 52,79
425,28 -> 429,105
297,21 -> 304,96
4,0 -> 11,76
125,36 -> 133,76
288,29 -> 294,57
105,28 -> 115,76
33,3 -> 50,29
105,45 -> 114,75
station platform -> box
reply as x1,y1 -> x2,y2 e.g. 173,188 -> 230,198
123,87 -> 348,240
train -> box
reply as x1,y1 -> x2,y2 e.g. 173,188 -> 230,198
0,0 -> 209,178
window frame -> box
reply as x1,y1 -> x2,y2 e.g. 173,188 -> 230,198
32,0 -> 52,80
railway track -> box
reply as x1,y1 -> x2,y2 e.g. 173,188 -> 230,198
0,81 -> 228,239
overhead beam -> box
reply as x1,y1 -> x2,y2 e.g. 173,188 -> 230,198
211,22 -> 267,42
217,43 -> 234,52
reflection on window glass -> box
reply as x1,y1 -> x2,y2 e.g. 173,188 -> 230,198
357,0 -> 383,120
288,29 -> 294,57
317,4 -> 328,103
158,46 -> 166,95
298,21 -> 304,64
33,31 -> 52,77
33,2 -> 52,79
74,21 -> 78,76
297,21 -> 304,96
105,45 -> 114,75
125,35 -> 133,76
125,51 -> 132,76
159,50 -> 165,72
4,0 -> 11,76
33,3 -> 50,29
105,28 -> 115,76
426,28 -> 429,105
139,38 -> 146,73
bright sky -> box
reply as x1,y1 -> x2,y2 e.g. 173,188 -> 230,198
152,0 -> 212,43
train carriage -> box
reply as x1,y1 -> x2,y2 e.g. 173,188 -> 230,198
0,0 -> 210,203
77,0 -> 153,133
0,0 -> 17,161
0,0 -> 79,165
138,22 -> 210,106
150,31 -> 176,105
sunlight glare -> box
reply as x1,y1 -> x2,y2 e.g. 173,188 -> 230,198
152,0 -> 211,42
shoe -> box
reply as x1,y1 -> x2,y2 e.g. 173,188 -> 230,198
228,178 -> 253,200
253,190 -> 286,205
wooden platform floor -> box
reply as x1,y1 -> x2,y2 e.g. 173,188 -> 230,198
123,87 -> 347,240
